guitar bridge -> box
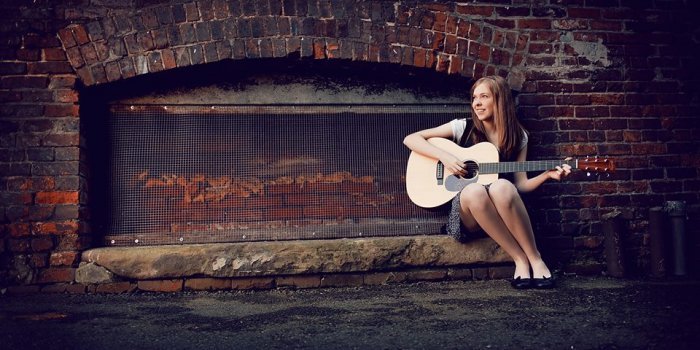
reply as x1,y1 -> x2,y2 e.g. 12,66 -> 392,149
436,161 -> 444,185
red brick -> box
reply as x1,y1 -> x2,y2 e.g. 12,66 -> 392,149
184,278 -> 231,290
574,235 -> 604,249
445,16 -> 458,34
436,53 -> 450,72
632,143 -> 666,155
56,234 -> 91,250
517,19 -> 551,29
104,61 -> 121,82
230,277 -> 275,290
54,89 -> 79,103
455,5 -> 494,16
276,275 -> 321,289
138,279 -> 183,292
37,267 -> 75,283
94,282 -> 137,294
320,274 -> 364,287
162,48 -> 176,69
363,272 -> 393,285
75,66 -> 95,85
0,76 -> 48,89
50,251 -> 80,266
42,133 -> 80,146
406,269 -> 447,281
31,237 -> 55,251
35,191 -> 79,204
1,192 -> 33,206
43,48 -> 67,61
70,24 -> 90,45
567,7 -> 601,19
496,6 -> 530,17
432,12 -> 447,32
489,266 -> 514,279
590,20 -> 622,31
44,104 -> 79,117
58,28 -> 77,48
7,222 -> 31,238
65,283 -> 87,293
447,268 -> 473,280
32,221 -> 80,235
413,47 -> 427,67
27,61 -> 73,74
184,3 -> 200,22
16,48 -> 40,61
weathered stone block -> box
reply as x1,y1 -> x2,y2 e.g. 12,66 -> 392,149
76,262 -> 116,284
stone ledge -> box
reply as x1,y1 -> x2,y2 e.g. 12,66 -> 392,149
80,235 -> 510,280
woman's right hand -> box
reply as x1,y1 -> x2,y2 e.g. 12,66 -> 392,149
440,154 -> 466,177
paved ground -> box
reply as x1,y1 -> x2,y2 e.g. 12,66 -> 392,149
1,276 -> 699,349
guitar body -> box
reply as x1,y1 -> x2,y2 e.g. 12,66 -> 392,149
406,139 -> 499,208
406,138 -> 615,209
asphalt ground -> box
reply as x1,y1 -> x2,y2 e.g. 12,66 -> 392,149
1,276 -> 699,349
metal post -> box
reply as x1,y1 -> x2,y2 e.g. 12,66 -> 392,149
602,211 -> 625,278
665,201 -> 687,276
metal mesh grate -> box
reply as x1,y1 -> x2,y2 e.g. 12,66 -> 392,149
105,104 -> 469,246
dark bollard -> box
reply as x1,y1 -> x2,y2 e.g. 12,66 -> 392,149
648,207 -> 666,278
664,201 -> 687,276
602,211 -> 626,278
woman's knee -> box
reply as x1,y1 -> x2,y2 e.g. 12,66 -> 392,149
489,179 -> 519,205
460,184 -> 490,210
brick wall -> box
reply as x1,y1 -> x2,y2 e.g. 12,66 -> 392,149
1,0 -> 698,289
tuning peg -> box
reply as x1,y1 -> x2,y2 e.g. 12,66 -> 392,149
587,172 -> 591,177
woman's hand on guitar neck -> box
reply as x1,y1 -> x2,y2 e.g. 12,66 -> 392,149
547,158 -> 573,181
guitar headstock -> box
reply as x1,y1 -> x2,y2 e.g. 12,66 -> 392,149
577,157 -> 616,175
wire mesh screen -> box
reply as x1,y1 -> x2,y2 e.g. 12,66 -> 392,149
105,104 -> 470,246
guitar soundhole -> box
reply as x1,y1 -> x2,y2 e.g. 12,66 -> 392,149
463,160 -> 479,180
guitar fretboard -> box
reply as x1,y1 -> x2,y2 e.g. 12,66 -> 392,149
478,160 -> 576,174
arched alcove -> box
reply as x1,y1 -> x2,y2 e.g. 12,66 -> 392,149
80,58 -> 474,246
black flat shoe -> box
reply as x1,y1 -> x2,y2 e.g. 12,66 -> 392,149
532,276 -> 555,289
510,276 -> 532,290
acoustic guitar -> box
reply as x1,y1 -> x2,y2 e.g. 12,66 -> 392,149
405,138 -> 616,208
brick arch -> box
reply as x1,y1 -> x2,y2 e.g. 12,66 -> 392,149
56,1 -> 530,90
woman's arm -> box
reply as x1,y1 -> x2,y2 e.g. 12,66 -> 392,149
403,122 -> 467,176
513,145 -> 572,193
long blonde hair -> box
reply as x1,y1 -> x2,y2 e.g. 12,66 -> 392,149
469,75 -> 525,160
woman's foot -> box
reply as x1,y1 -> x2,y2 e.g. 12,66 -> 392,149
530,259 -> 552,279
510,276 -> 532,289
510,260 -> 532,289
532,276 -> 555,289
530,259 -> 555,289
513,259 -> 531,279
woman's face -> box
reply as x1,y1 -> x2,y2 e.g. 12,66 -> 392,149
471,83 -> 495,122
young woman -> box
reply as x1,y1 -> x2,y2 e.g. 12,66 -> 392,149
403,75 -> 571,289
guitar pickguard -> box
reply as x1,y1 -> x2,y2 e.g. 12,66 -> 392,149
444,174 -> 478,192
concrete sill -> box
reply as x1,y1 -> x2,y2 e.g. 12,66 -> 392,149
80,235 -> 510,281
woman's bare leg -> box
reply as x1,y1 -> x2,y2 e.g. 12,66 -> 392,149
458,184 -> 531,279
487,179 -> 552,278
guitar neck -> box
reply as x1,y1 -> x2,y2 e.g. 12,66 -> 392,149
479,159 -> 577,174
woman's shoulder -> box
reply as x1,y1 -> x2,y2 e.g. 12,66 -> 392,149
519,127 -> 528,149
450,118 -> 469,141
